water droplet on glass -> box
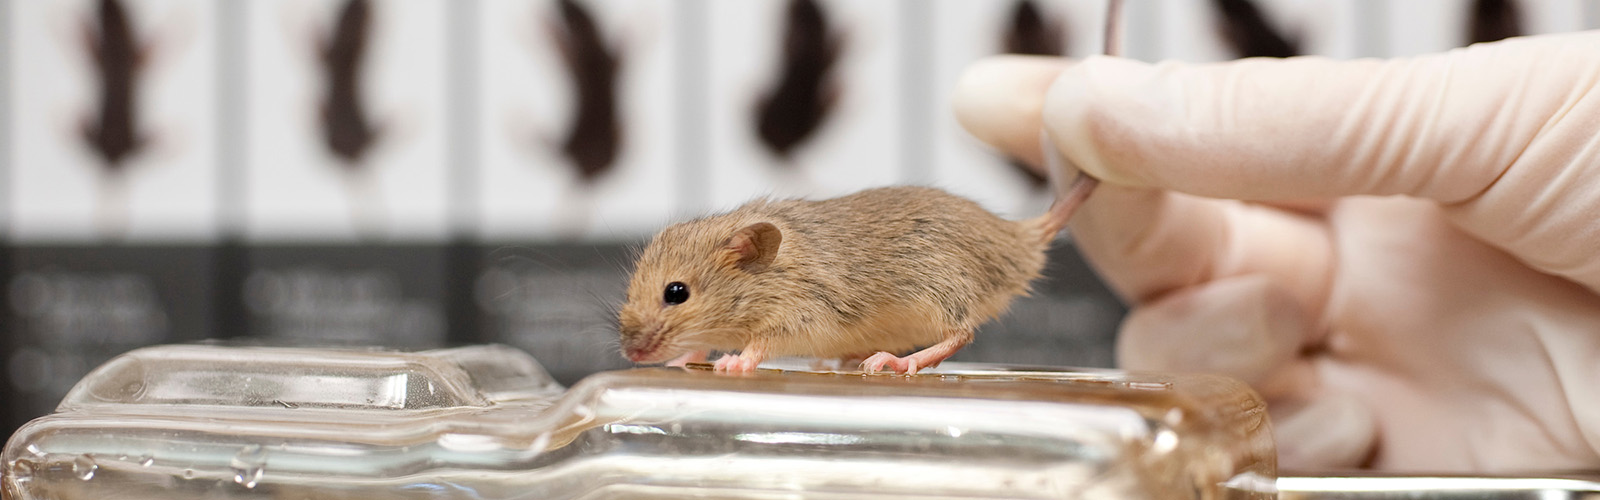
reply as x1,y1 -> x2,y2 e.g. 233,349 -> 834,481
182,469 -> 195,479
234,467 -> 263,488
72,454 -> 97,481
230,445 -> 267,488
139,455 -> 155,467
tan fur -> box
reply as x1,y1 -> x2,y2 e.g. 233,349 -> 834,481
618,186 -> 1056,363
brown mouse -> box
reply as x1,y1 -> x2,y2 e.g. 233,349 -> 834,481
618,135 -> 1096,374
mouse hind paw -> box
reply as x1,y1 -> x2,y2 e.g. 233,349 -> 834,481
861,352 -> 920,375
861,329 -> 973,375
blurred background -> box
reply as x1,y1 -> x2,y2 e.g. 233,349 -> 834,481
2,0 -> 1594,440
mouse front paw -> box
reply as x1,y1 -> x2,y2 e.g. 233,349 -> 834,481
861,352 -> 919,375
713,354 -> 760,373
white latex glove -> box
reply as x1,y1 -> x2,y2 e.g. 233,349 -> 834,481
953,32 -> 1600,471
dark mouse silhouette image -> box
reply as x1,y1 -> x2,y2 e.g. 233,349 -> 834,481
319,0 -> 383,166
1212,0 -> 1299,58
1469,0 -> 1522,44
549,0 -> 623,183
754,0 -> 843,160
79,0 -> 151,172
77,0 -> 159,238
309,0 -> 392,238
1003,0 -> 1064,57
998,0 -> 1064,187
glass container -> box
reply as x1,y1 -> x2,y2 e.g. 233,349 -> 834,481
3,344 -> 1275,499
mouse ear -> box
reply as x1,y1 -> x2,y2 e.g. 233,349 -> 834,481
723,222 -> 782,272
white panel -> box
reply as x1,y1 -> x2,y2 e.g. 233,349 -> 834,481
0,0 -> 10,238
1519,0 -> 1587,35
476,0 -> 679,242
10,0 -> 218,242
705,0 -> 903,212
1119,0 -> 1165,62
245,0 -> 450,242
1312,0 -> 1384,58
1156,0 -> 1234,62
1064,0 -> 1111,58
1386,0 -> 1470,57
1254,0 -> 1364,58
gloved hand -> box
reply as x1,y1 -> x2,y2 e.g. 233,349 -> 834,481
953,32 -> 1600,471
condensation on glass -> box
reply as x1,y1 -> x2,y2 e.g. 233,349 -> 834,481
2,344 -> 1275,499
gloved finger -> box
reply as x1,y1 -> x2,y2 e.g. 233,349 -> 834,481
1070,183 -> 1334,318
955,34 -> 1600,291
1116,274 -> 1311,391
1270,392 -> 1378,470
1033,34 -> 1600,290
952,55 -> 1071,169
1035,35 -> 1587,202
953,59 -> 1336,216
955,56 -> 1336,309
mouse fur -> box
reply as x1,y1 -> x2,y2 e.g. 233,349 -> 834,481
618,186 -> 1057,368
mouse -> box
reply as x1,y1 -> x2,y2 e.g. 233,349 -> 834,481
618,134 -> 1097,374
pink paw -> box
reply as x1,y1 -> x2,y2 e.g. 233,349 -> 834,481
713,354 -> 760,373
860,352 -> 920,374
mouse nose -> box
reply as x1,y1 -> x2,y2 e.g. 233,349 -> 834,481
624,343 -> 664,363
622,328 -> 663,362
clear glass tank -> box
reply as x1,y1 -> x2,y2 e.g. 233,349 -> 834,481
2,344 -> 1275,499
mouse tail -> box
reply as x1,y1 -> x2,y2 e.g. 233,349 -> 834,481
1031,130 -> 1098,244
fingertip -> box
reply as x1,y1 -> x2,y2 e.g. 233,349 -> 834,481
1273,392 -> 1378,469
1115,274 -> 1307,386
1042,55 -> 1177,187
952,55 -> 1072,166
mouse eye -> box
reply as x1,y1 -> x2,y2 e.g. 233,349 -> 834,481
663,282 -> 690,305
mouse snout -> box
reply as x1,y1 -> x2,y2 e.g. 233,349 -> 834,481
624,342 -> 671,363
623,346 -> 654,363
620,324 -> 666,362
